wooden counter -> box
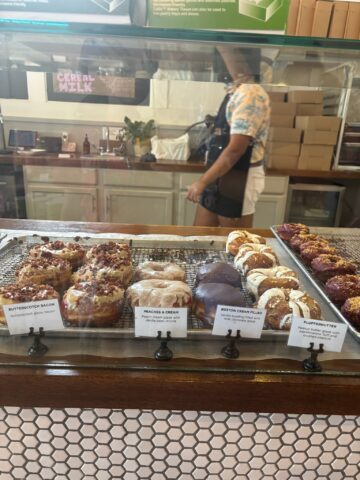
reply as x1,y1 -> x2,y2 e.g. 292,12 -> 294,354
0,219 -> 359,414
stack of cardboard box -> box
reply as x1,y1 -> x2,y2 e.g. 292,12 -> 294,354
267,90 -> 341,171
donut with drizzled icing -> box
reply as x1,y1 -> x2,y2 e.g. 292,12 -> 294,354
234,243 -> 279,275
226,230 -> 266,256
127,279 -> 192,308
134,261 -> 186,282
246,266 -> 299,300
256,288 -> 322,330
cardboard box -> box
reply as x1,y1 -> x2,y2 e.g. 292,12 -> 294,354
287,90 -> 323,104
302,130 -> 338,145
268,127 -> 302,143
270,115 -> 295,128
267,142 -> 301,156
267,91 -> 287,102
296,103 -> 323,116
296,0 -> 316,36
286,0 -> 300,35
267,155 -> 299,170
298,145 -> 334,170
271,102 -> 297,116
311,0 -> 333,37
329,2 -> 349,38
344,2 -> 360,39
295,116 -> 341,132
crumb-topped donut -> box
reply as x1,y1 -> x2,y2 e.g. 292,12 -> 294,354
29,240 -> 85,269
299,241 -> 337,265
193,283 -> 247,328
16,255 -> 72,291
0,284 -> 59,325
195,262 -> 242,288
256,288 -> 322,330
86,242 -> 131,262
311,254 -> 357,282
341,296 -> 360,328
62,280 -> 125,328
247,266 -> 299,300
325,275 -> 360,305
72,252 -> 132,287
127,280 -> 192,308
277,223 -> 310,242
289,233 -> 328,252
226,230 -> 266,256
234,243 -> 279,275
134,262 -> 185,282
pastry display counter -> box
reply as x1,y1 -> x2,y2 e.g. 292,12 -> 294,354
0,219 -> 359,415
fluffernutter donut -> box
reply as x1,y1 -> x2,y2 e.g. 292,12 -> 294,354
226,230 -> 266,256
234,243 -> 279,275
246,266 -> 299,299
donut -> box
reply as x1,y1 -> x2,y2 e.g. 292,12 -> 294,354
234,243 -> 279,275
195,262 -> 242,288
289,233 -> 328,252
299,241 -> 337,265
193,283 -> 247,328
277,223 -> 310,242
311,254 -> 357,283
16,255 -> 72,291
325,275 -> 360,305
73,252 -> 132,286
246,266 -> 299,300
226,230 -> 266,256
86,242 -> 131,263
0,284 -> 59,326
341,297 -> 360,328
256,288 -> 322,330
127,280 -> 192,308
62,281 -> 125,328
134,262 -> 185,282
29,241 -> 85,269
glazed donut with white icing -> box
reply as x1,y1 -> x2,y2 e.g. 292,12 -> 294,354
246,266 -> 299,300
256,288 -> 322,330
226,230 -> 266,256
16,254 -> 72,291
62,281 -> 125,328
127,280 -> 192,308
134,262 -> 186,282
86,242 -> 131,263
29,241 -> 85,269
0,284 -> 59,325
234,243 -> 279,275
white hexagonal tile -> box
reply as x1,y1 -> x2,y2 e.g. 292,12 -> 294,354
180,461 -> 194,473
80,411 -> 96,424
40,467 -> 56,479
81,463 -> 97,476
109,452 -> 125,465
50,423 -> 66,437
196,430 -> 212,442
123,433 -> 140,446
124,409 -> 141,419
65,417 -> 81,431
53,449 -> 68,462
137,440 -> 152,453
251,444 -> 267,457
180,448 -> 196,461
95,444 -> 112,458
95,418 -> 111,431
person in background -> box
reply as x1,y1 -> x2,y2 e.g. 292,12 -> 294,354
186,45 -> 270,228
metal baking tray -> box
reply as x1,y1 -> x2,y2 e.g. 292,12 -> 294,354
271,226 -> 360,343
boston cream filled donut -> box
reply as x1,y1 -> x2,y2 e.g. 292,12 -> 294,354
246,266 -> 299,300
73,252 -> 132,286
0,284 -> 59,325
62,281 -> 125,327
195,262 -> 242,288
234,243 -> 279,275
29,240 -> 85,269
127,280 -> 192,308
134,261 -> 186,282
16,255 -> 72,291
86,242 -> 131,263
226,230 -> 266,256
256,288 -> 322,330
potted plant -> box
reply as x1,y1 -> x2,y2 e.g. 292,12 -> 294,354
124,116 -> 155,156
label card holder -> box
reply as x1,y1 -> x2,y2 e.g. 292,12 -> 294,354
212,305 -> 266,339
135,307 -> 188,338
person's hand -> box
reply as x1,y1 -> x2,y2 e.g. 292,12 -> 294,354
186,180 -> 206,203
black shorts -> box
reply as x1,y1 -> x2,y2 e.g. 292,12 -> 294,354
200,186 -> 244,218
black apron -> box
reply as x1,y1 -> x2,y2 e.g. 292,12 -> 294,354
202,93 -> 253,215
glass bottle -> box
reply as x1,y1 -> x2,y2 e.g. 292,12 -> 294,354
83,134 -> 90,155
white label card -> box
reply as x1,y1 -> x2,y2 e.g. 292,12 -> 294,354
212,305 -> 266,339
3,299 -> 64,335
288,316 -> 348,353
135,307 -> 188,338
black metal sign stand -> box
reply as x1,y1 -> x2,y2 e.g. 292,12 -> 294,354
303,342 -> 324,372
28,327 -> 48,357
154,331 -> 173,361
221,329 -> 241,359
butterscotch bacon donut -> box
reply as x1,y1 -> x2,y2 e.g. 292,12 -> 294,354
16,255 -> 72,291
72,253 -> 132,287
29,241 -> 85,269
86,242 -> 131,263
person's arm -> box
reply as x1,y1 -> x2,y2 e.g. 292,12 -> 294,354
186,133 -> 251,203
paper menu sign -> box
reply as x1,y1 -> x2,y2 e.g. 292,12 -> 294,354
135,307 -> 188,338
3,299 -> 64,335
288,317 -> 348,353
212,306 -> 266,339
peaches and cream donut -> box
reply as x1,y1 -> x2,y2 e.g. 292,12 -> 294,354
246,266 -> 299,299
127,280 -> 192,308
226,230 -> 266,256
72,253 -> 133,287
134,261 -> 186,282
234,243 -> 279,275
86,242 -> 131,263
62,281 -> 125,327
0,284 -> 59,326
16,255 -> 72,291
29,240 -> 85,269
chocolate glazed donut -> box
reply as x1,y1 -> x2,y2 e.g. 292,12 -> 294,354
311,254 -> 357,283
195,262 -> 242,288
